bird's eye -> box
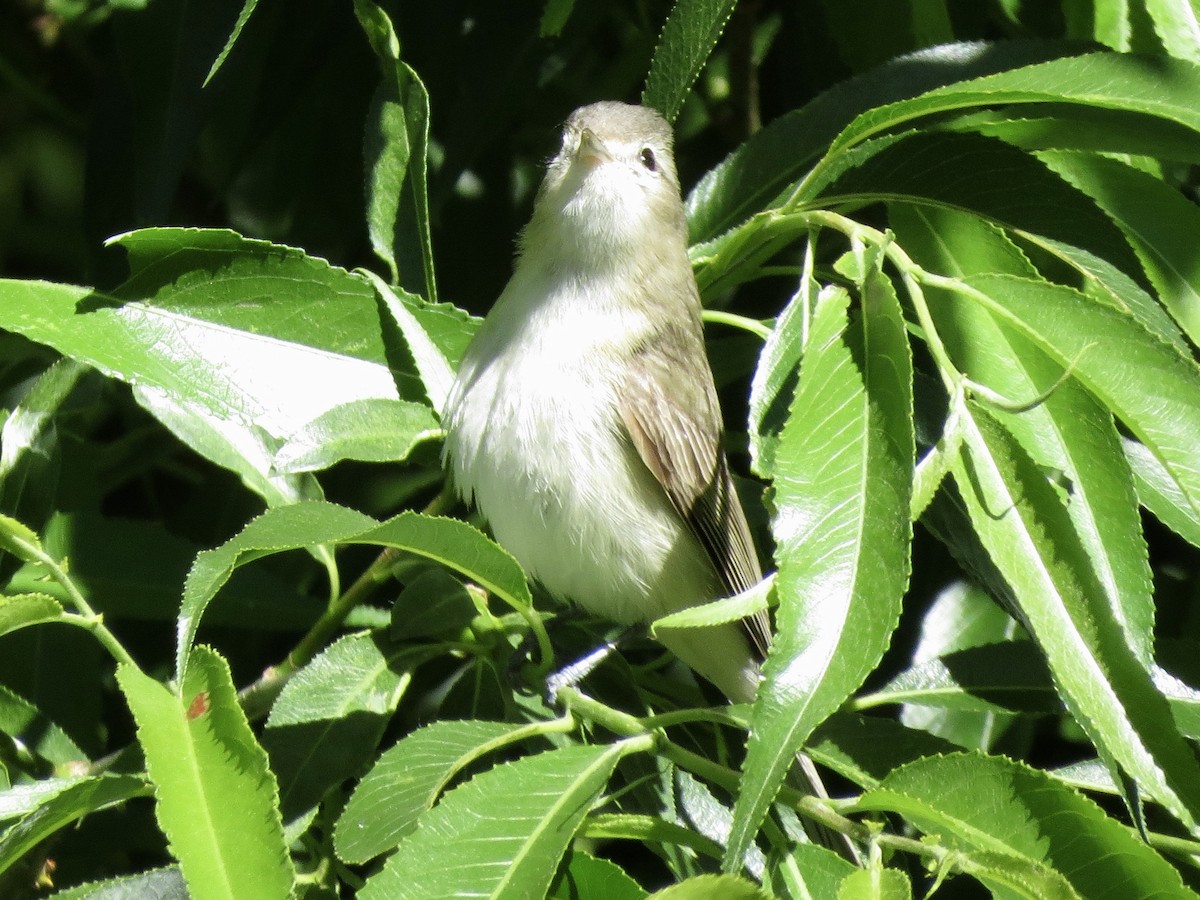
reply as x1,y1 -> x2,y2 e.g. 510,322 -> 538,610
638,147 -> 657,171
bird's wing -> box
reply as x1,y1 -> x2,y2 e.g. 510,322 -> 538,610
617,320 -> 773,660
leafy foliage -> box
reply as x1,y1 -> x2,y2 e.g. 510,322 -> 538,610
2,0 -> 1200,897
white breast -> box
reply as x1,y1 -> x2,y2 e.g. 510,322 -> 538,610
442,268 -> 718,625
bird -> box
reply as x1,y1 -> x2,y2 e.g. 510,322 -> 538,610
441,101 -> 772,705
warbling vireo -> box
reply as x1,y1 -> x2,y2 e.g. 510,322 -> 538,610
442,101 -> 771,703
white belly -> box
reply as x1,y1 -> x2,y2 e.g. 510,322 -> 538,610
442,276 -> 719,625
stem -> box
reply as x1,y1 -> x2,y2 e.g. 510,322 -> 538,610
20,540 -> 141,671
559,687 -> 945,864
702,309 -> 772,340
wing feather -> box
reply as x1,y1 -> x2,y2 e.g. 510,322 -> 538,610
618,319 -> 773,660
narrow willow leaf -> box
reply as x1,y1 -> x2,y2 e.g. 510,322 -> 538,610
355,0 -> 437,300
1022,237 -> 1188,356
1124,437 -> 1200,547
179,502 -> 531,679
117,647 -> 293,900
0,261 -> 392,506
686,41 -> 1084,241
747,256 -> 838,476
0,512 -> 44,565
642,0 -> 737,122
897,204 -> 1154,666
0,358 -> 88,557
951,401 -> 1200,830
772,842 -> 857,900
272,397 -> 441,474
0,593 -> 64,639
648,874 -> 771,899
539,0 -> 576,37
0,775 -> 151,878
817,132 -> 1138,277
728,260 -> 913,867
203,0 -> 259,85
873,640 -> 1058,715
178,501 -> 377,679
836,867 -> 912,899
359,740 -> 644,899
824,51 -> 1200,170
950,105 -> 1200,164
44,866 -> 187,899
1038,150 -> 1200,346
353,511 -> 533,612
857,753 -> 1192,899
363,271 -> 457,414
548,850 -> 646,900
0,683 -> 86,769
652,574 -> 773,631
1145,0 -> 1200,62
265,632 -> 416,823
959,273 -> 1200,525
582,813 -> 724,862
892,581 -> 1026,750
335,719 -> 535,863
806,712 -> 962,790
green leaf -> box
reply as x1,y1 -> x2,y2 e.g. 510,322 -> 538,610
265,631 -> 416,823
0,512 -> 45,566
893,579 -> 1025,750
549,850 -> 646,900
728,258 -> 913,867
873,640 -> 1057,715
359,740 -> 643,900
0,358 -> 88,555
390,568 -> 478,639
0,246 -> 395,505
686,41 -> 1085,241
949,104 -> 1200,164
203,0 -> 260,85
539,0 -> 576,37
582,813 -> 725,863
272,397 -> 441,473
355,0 -> 438,300
117,646 -> 293,900
1037,150 -> 1200,347
837,867 -> 912,900
0,593 -> 64,639
747,256 -> 832,477
45,866 -> 187,899
179,502 -> 531,680
857,753 -> 1192,899
652,574 -> 773,632
772,842 -> 857,900
817,132 -> 1138,278
336,719 -> 550,864
1023,237 -> 1188,357
364,271 -> 458,414
1124,438 -> 1200,547
179,501 -> 377,679
642,0 -> 737,123
647,874 -> 771,899
950,400 -> 1200,831
821,51 -> 1200,179
1145,0 -> 1200,62
806,712 -> 962,790
959,273 -> 1200,529
0,775 -> 150,878
896,204 -> 1155,668
0,683 -> 87,770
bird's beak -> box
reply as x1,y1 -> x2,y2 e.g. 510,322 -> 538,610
575,128 -> 611,167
